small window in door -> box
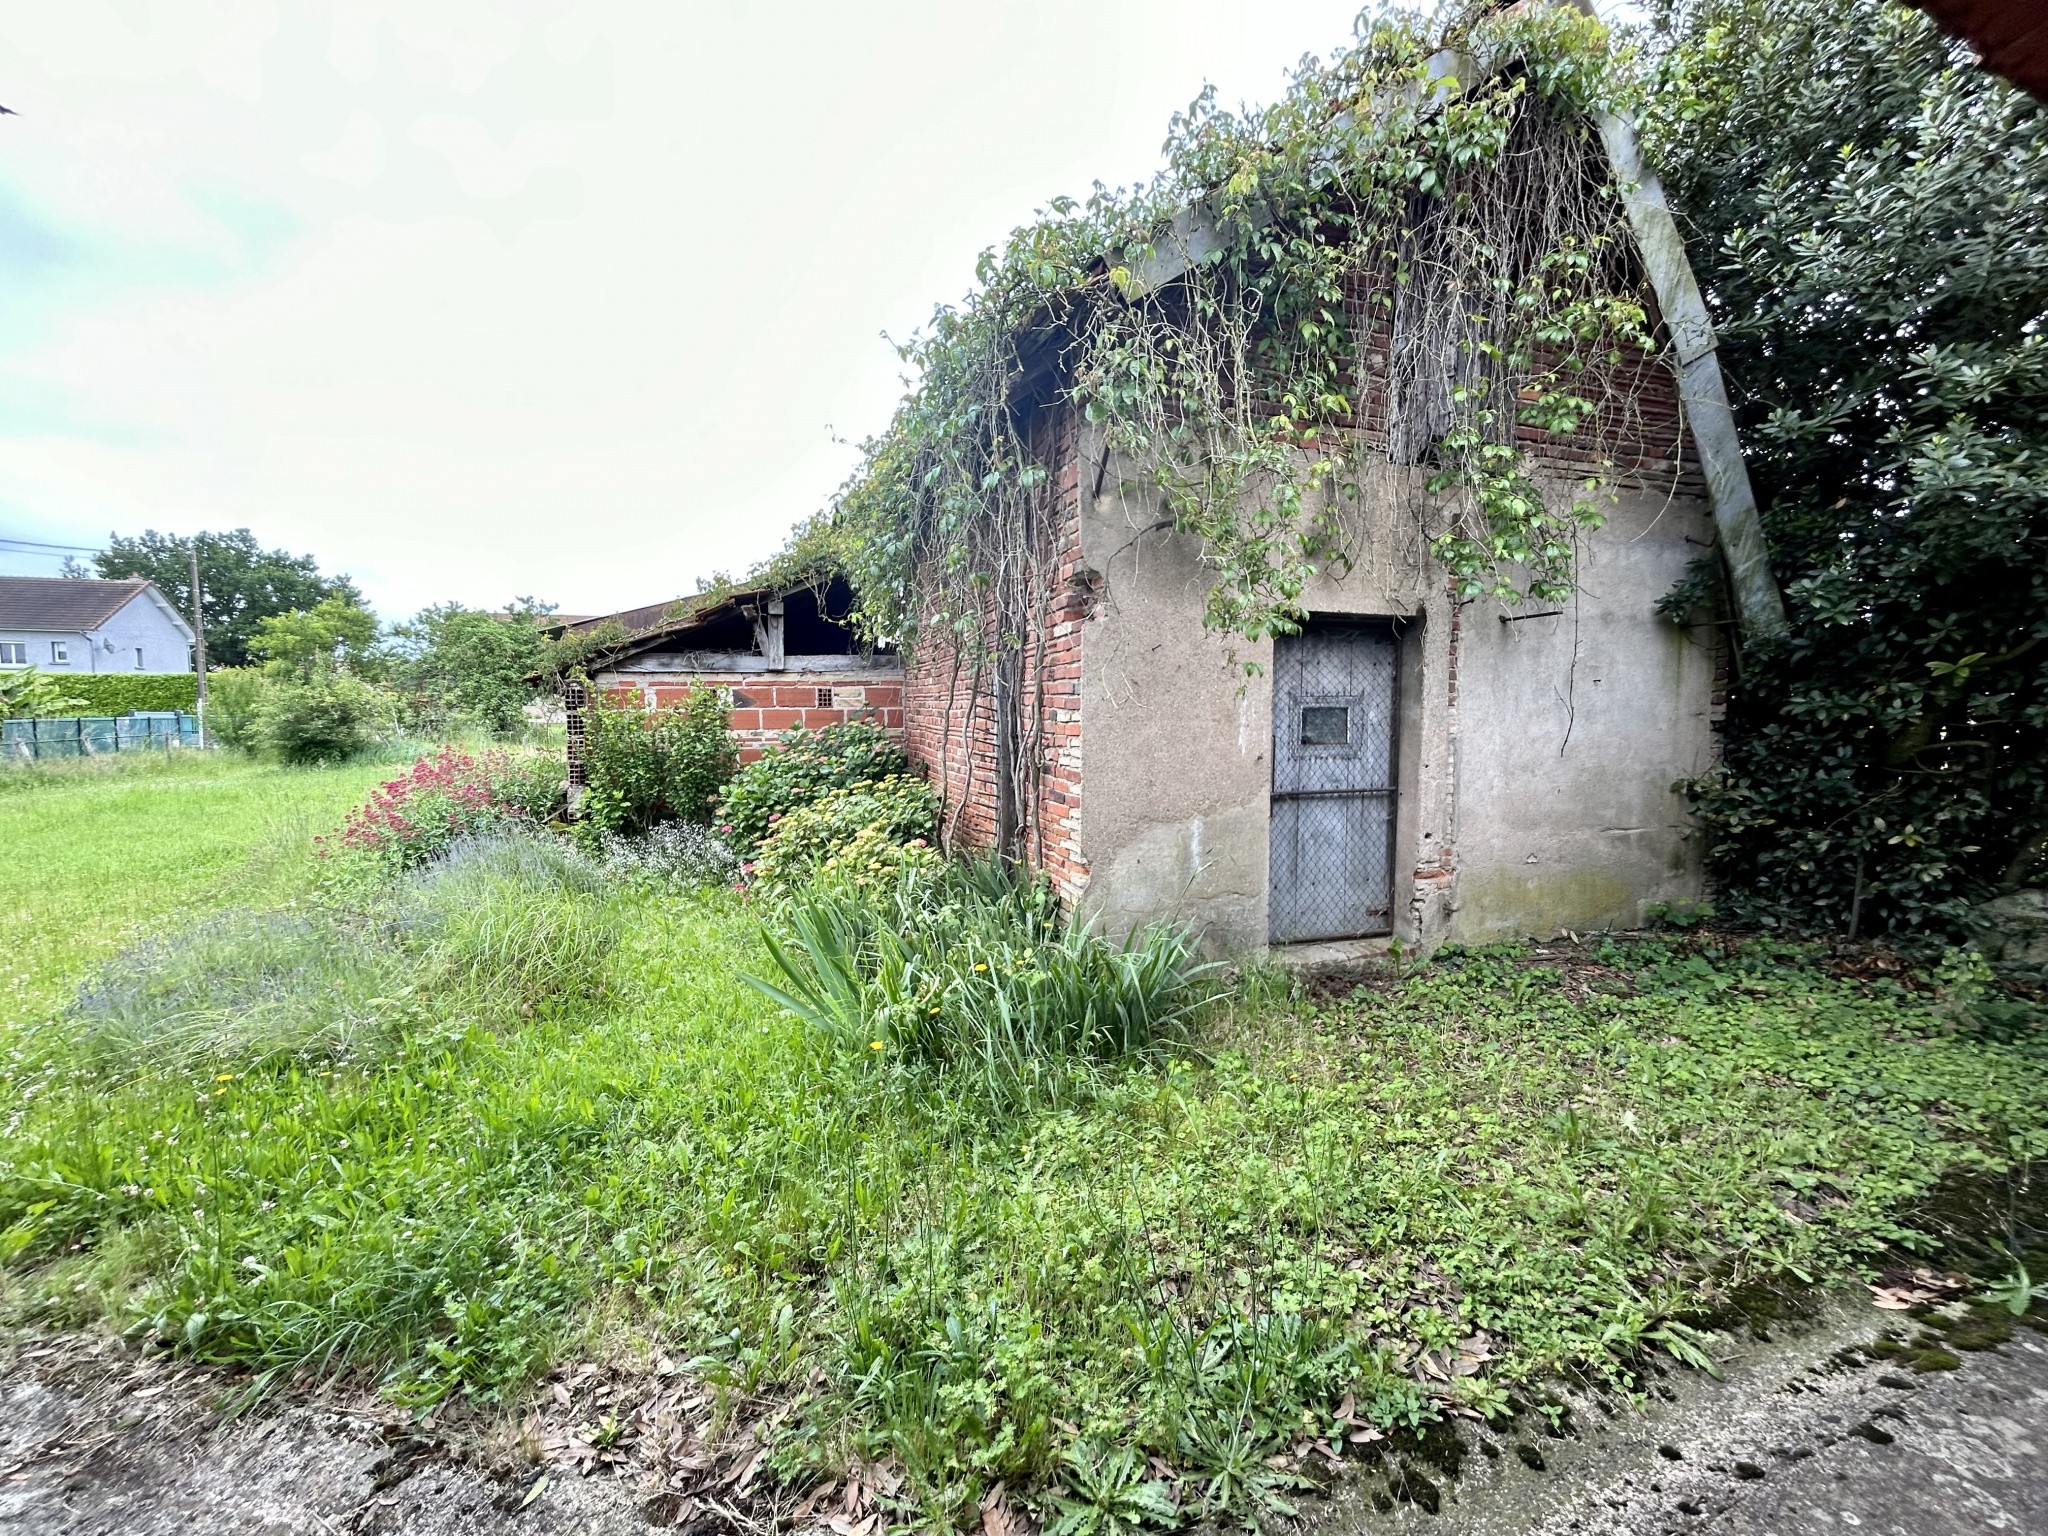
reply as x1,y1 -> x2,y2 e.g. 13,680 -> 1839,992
50,641 -> 68,665
1300,705 -> 1349,746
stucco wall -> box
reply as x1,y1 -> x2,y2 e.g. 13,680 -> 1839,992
0,628 -> 92,669
1074,433 -> 1717,952
96,595 -> 193,674
0,593 -> 193,674
1449,493 -> 1719,939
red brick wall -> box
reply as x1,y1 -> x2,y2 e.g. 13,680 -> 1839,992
595,671 -> 904,762
902,404 -> 1089,903
1340,273 -> 1702,493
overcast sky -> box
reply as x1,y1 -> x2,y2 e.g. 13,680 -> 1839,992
0,2 -> 1625,620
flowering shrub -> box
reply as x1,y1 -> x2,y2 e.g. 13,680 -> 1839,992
326,747 -> 566,875
715,721 -> 908,853
747,775 -> 939,897
596,821 -> 742,891
813,822 -> 943,893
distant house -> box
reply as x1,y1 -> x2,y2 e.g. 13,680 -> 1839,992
558,575 -> 902,764
0,577 -> 194,675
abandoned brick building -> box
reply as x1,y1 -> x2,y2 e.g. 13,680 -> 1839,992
888,49 -> 1785,955
560,577 -> 901,763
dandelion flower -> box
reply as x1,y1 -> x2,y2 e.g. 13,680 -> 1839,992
974,962 -> 988,972
870,1040 -> 886,1050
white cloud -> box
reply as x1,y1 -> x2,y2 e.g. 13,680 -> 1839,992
4,0 -> 1620,619
304,109 -> 387,186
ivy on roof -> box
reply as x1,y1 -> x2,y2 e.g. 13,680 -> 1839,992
831,3 -> 1662,660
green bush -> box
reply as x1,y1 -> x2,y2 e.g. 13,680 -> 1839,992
581,686 -> 738,838
56,674 -> 199,715
255,670 -> 385,765
202,667 -> 268,749
715,720 -> 909,852
1648,0 -> 2048,936
747,775 -> 939,895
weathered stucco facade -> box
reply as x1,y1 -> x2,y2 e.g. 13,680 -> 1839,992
1071,445 -> 1720,952
902,398 -> 1724,955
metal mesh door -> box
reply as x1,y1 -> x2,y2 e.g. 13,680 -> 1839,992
1269,624 -> 1397,943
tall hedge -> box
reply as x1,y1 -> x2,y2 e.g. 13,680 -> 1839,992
1647,0 -> 2048,939
60,674 -> 200,716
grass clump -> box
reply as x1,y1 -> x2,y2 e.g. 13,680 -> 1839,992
66,830 -> 617,1076
750,859 -> 1217,1104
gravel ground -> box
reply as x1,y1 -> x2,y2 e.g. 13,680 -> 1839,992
3,1292 -> 2043,1535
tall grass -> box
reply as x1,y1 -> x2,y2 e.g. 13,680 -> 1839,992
6,758 -> 2048,1531
67,829 -> 619,1075
749,859 -> 1221,1104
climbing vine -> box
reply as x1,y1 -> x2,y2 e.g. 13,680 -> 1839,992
835,4 -> 1663,656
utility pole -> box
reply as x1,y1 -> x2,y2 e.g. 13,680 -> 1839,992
188,539 -> 209,747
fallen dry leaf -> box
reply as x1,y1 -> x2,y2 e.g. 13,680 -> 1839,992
793,1481 -> 837,1521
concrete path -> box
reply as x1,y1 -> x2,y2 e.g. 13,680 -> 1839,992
4,1295 -> 2044,1534
1312,1294 -> 2048,1535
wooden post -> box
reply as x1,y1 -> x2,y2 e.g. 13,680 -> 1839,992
188,541 -> 209,746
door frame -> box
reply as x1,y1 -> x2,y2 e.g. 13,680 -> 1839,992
1267,615 -> 1405,943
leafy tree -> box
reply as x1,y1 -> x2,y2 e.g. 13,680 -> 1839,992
389,600 -> 554,737
94,529 -> 362,669
250,596 -> 382,682
1644,0 -> 2048,939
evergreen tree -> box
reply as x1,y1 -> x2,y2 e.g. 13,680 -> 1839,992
1646,0 -> 2048,936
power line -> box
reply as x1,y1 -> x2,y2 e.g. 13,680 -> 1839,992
0,535 -> 104,553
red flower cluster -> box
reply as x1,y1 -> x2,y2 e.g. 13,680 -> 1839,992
332,746 -> 529,867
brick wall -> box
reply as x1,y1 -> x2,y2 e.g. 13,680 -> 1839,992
1340,272 -> 1702,494
595,671 -> 904,761
902,403 -> 1089,903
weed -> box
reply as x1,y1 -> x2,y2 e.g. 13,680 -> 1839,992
1982,1250 -> 2038,1317
1046,1441 -> 1178,1536
595,822 -> 741,891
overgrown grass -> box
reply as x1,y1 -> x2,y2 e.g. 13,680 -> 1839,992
0,751 -> 398,1024
2,760 -> 2045,1530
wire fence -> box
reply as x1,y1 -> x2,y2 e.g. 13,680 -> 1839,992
2,713 -> 203,763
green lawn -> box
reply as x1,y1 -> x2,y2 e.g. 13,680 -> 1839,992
2,751 -> 2044,1530
0,752 -> 397,1025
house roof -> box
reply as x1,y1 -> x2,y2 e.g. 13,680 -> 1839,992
547,591 -> 724,645
552,576 -> 880,673
0,576 -> 180,634
1915,0 -> 2048,99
